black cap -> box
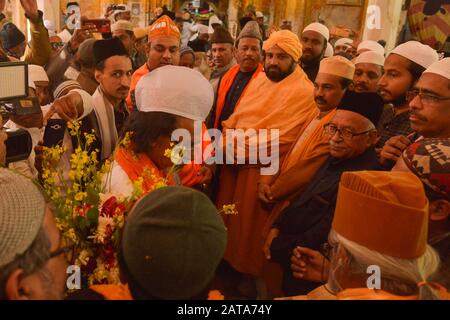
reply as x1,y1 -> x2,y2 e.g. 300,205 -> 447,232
337,91 -> 384,126
0,23 -> 25,50
93,37 -> 128,66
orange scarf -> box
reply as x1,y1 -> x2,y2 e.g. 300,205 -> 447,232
178,123 -> 213,187
126,63 -> 150,112
282,109 -> 336,172
90,284 -> 133,300
115,145 -> 171,193
214,64 -> 263,129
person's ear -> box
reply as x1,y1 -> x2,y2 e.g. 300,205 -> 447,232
430,200 -> 450,221
145,42 -> 151,55
94,70 -> 102,83
369,130 -> 379,145
5,269 -> 30,300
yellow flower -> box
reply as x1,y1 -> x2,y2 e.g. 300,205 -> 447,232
164,148 -> 172,159
74,192 -> 87,201
222,204 -> 238,215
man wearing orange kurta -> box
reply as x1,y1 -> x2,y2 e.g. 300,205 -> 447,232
215,30 -> 317,295
125,15 -> 212,188
207,21 -> 263,130
260,56 -> 355,242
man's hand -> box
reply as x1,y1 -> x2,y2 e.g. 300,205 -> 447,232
291,246 -> 328,283
44,91 -> 83,123
20,0 -> 39,22
263,228 -> 279,260
68,21 -> 97,52
258,182 -> 274,203
379,135 -> 411,167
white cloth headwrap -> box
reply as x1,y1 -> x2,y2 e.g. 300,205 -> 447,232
423,57 -> 450,80
390,41 -> 439,69
135,65 -> 214,121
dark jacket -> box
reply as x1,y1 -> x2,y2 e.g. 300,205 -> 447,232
270,147 -> 379,295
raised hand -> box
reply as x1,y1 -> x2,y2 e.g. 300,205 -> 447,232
20,0 -> 39,22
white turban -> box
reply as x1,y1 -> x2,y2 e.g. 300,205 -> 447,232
324,42 -> 334,57
390,41 -> 439,69
334,37 -> 353,48
28,64 -> 49,85
423,57 -> 450,80
357,40 -> 385,56
355,51 -> 385,66
303,22 -> 329,41
111,20 -> 134,33
135,65 -> 214,121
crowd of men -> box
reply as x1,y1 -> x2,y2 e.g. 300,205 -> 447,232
0,0 -> 449,300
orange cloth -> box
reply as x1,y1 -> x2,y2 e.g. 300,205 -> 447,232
177,124 -> 213,187
149,15 -> 180,40
262,110 -> 336,236
90,284 -> 133,300
216,65 -> 317,276
214,63 -> 263,129
115,145 -> 169,193
222,65 -> 317,147
126,63 -> 149,112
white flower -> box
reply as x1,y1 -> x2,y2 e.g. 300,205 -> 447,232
89,216 -> 115,244
78,250 -> 92,266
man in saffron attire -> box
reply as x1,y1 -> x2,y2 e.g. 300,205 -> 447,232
207,21 -> 263,130
215,30 -> 317,296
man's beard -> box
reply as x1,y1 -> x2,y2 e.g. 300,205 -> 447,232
265,61 -> 296,82
391,94 -> 408,108
300,49 -> 324,65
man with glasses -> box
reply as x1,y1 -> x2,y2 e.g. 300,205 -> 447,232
49,34 -> 64,58
0,168 -> 68,300
266,90 -> 383,296
380,57 -> 450,168
376,41 -> 438,163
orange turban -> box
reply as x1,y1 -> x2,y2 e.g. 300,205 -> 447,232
263,30 -> 303,62
149,15 -> 180,41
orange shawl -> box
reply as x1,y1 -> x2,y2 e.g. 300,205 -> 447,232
115,145 -> 170,193
222,65 -> 317,152
126,63 -> 150,112
90,284 -> 133,300
177,123 -> 212,187
214,63 -> 263,129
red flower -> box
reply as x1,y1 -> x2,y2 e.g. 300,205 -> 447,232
75,204 -> 93,217
103,244 -> 116,269
101,197 -> 119,217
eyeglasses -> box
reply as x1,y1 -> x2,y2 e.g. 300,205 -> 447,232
51,42 -> 65,50
50,245 -> 73,259
407,89 -> 450,104
323,123 -> 373,140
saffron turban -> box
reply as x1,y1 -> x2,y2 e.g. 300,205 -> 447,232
149,15 -> 180,41
263,30 -> 303,62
